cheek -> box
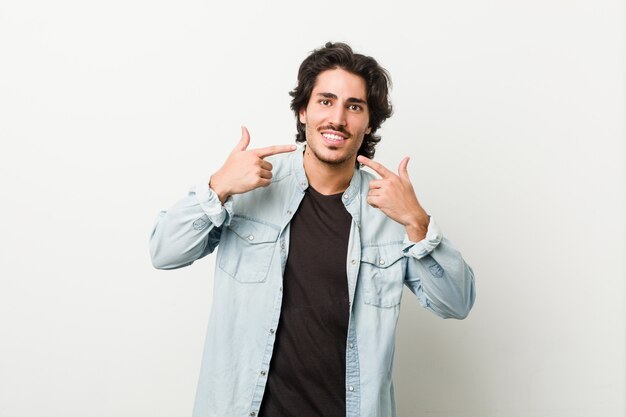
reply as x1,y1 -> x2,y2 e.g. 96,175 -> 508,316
358,121 -> 371,135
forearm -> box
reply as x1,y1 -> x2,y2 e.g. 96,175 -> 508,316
149,184 -> 230,269
403,220 -> 476,319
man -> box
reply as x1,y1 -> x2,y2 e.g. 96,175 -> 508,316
150,42 -> 475,417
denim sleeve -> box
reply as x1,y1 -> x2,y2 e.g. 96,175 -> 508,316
402,217 -> 476,319
149,183 -> 232,270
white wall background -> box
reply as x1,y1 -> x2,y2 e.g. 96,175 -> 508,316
1,0 -> 624,416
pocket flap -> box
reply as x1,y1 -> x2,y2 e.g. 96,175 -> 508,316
360,245 -> 404,268
228,217 -> 279,244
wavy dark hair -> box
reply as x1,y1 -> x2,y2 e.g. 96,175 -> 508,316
289,42 -> 393,162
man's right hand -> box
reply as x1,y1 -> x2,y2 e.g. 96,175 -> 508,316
209,126 -> 297,204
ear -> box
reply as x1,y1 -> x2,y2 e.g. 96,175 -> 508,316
365,126 -> 372,134
299,108 -> 307,124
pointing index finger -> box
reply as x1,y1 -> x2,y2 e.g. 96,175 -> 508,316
254,145 -> 298,159
357,155 -> 392,178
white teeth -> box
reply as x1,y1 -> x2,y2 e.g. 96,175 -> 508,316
323,133 -> 344,141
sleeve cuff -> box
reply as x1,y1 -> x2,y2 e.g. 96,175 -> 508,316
192,183 -> 233,227
402,216 -> 443,260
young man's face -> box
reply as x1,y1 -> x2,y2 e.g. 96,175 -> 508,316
299,68 -> 372,167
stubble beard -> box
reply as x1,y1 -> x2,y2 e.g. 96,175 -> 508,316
305,125 -> 363,167
308,144 -> 355,166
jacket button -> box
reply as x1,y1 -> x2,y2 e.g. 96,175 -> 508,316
348,385 -> 354,391
248,235 -> 254,241
379,259 -> 385,265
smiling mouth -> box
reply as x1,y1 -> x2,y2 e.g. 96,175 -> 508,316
322,132 -> 346,142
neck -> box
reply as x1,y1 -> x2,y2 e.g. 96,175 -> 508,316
303,149 -> 356,195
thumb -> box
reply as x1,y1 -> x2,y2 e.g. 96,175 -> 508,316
232,126 -> 250,152
398,156 -> 410,180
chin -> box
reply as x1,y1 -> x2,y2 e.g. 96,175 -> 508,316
317,151 -> 355,166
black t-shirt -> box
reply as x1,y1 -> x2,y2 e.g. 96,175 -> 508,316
258,186 -> 352,417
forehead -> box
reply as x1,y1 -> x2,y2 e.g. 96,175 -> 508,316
311,68 -> 367,99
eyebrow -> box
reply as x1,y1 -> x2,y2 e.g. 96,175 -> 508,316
316,92 -> 368,105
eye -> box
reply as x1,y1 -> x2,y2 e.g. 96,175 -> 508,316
348,104 -> 363,111
319,99 -> 331,106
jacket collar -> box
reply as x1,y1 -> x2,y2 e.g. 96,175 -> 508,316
290,145 -> 363,218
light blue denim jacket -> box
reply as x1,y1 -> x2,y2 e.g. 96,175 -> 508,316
150,147 -> 475,417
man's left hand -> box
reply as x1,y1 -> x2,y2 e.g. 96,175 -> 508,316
357,155 -> 430,242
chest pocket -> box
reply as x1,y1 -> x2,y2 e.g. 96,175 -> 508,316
360,244 -> 405,307
218,217 -> 280,283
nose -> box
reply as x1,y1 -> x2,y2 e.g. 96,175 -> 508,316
328,104 -> 347,127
